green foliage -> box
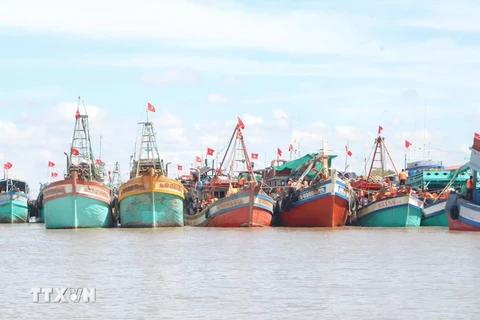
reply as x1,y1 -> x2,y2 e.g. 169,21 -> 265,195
371,168 -> 396,176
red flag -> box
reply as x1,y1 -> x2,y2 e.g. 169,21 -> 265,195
75,108 -> 80,119
71,148 -> 80,155
475,132 -> 480,139
147,102 -> 156,112
237,117 -> 245,130
277,148 -> 282,156
177,165 -> 183,171
288,144 -> 294,152
251,153 -> 259,160
206,148 -> 215,156
51,172 -> 58,178
3,162 -> 12,170
48,161 -> 55,167
405,140 -> 412,148
195,156 -> 201,163
345,145 -> 352,157
378,125 -> 383,135
95,159 -> 103,165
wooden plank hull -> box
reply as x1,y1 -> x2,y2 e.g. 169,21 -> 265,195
0,192 -> 29,223
184,191 -> 274,227
43,177 -> 113,229
421,199 -> 447,227
118,174 -> 185,227
445,194 -> 480,231
277,177 -> 350,227
352,194 -> 424,227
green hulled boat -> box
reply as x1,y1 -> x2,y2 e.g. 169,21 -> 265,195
117,117 -> 185,228
406,160 -> 471,226
350,129 -> 424,227
42,97 -> 113,229
0,177 -> 30,223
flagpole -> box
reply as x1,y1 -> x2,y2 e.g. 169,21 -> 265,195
264,149 -> 267,168
344,140 -> 349,173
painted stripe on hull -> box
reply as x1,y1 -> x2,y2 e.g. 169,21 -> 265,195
445,195 -> 480,231
0,197 -> 29,223
279,195 -> 349,227
421,200 -> 447,226
44,194 -> 113,229
278,177 -> 350,227
353,195 -> 423,227
184,191 -> 274,227
119,191 -> 184,227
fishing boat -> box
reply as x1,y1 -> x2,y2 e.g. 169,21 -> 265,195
118,116 -> 185,228
350,130 -> 424,227
42,97 -> 113,229
0,166 -> 30,223
417,165 -> 470,226
406,160 -> 470,193
183,118 -> 274,227
273,140 -> 354,227
445,134 -> 480,231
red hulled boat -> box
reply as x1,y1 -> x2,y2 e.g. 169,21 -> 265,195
274,140 -> 354,227
183,118 -> 274,227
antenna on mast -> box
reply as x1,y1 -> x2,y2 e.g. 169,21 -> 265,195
423,101 -> 426,160
99,130 -> 103,160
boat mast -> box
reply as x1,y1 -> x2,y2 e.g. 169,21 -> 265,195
423,101 -> 427,160
70,96 -> 96,180
322,140 -> 329,176
135,121 -> 165,177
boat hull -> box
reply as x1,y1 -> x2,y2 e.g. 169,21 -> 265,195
118,174 -> 185,227
278,176 -> 350,227
421,199 -> 447,227
184,190 -> 274,227
43,177 -> 113,229
0,192 -> 29,223
445,194 -> 480,231
352,194 -> 424,227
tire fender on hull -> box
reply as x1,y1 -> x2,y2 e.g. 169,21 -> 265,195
450,204 -> 459,220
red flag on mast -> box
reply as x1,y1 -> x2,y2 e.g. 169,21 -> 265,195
71,148 -> 80,155
378,125 -> 383,135
345,145 -> 352,157
237,117 -> 245,130
3,162 -> 12,170
48,161 -> 55,167
288,144 -> 294,152
405,140 -> 412,148
251,153 -> 259,160
177,165 -> 183,171
206,148 -> 215,156
147,102 -> 156,112
277,148 -> 282,156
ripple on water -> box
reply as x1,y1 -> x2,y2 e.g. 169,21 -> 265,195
0,224 -> 479,319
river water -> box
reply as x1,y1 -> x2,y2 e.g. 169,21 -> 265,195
0,224 -> 479,319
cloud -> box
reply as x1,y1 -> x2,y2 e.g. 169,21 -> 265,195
0,0 -> 375,55
207,93 -> 228,104
140,68 -> 199,85
241,114 -> 263,126
221,74 -> 242,85
272,109 -> 288,120
47,101 -> 107,123
312,121 -> 327,128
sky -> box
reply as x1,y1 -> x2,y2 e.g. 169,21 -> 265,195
1,0 -> 479,196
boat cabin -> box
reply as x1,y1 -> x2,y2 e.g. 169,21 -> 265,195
0,179 -> 29,194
